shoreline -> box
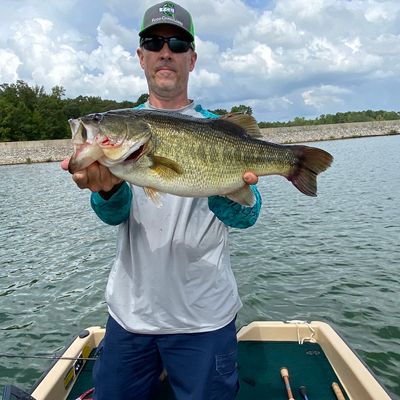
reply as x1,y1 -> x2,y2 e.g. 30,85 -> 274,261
0,120 -> 399,166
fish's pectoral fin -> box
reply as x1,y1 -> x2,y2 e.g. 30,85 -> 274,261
143,187 -> 163,208
151,156 -> 183,179
226,185 -> 255,206
220,113 -> 262,138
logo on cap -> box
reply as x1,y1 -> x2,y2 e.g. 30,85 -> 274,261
159,2 -> 175,17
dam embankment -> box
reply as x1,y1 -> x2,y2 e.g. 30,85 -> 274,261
0,120 -> 399,165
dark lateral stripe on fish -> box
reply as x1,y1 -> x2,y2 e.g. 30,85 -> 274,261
288,146 -> 333,197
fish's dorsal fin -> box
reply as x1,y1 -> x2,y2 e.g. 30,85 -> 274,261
226,185 -> 255,206
143,187 -> 163,208
220,113 -> 262,138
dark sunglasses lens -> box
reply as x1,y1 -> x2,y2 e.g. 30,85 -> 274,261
168,38 -> 191,53
142,37 -> 191,53
142,37 -> 164,52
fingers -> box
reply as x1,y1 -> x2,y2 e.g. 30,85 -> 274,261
60,157 -> 70,171
71,162 -> 122,192
96,164 -> 122,192
243,172 -> 258,185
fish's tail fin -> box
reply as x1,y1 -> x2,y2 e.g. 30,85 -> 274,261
288,146 -> 333,196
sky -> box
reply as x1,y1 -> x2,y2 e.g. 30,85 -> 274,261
1,0 -> 399,122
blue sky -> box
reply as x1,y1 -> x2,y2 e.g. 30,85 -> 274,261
1,0 -> 399,122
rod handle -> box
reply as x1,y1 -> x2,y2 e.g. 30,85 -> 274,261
332,382 -> 346,400
299,385 -> 309,400
280,367 -> 295,400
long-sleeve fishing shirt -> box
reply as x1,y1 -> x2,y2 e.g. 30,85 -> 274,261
91,101 -> 262,334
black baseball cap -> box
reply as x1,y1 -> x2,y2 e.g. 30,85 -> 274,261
139,2 -> 195,45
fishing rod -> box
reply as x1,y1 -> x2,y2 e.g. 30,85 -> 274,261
299,385 -> 309,400
280,367 -> 295,400
332,382 -> 346,400
0,353 -> 97,361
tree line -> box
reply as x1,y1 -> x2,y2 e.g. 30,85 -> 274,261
0,81 -> 148,142
1,80 -> 399,142
210,105 -> 400,127
258,110 -> 400,128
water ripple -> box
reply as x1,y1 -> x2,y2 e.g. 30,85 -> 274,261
1,137 -> 399,397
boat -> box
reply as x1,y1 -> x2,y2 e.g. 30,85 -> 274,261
2,320 -> 393,400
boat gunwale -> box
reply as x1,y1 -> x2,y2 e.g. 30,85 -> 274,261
30,326 -> 104,400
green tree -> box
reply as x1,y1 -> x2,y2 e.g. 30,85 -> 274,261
134,93 -> 149,106
33,87 -> 69,139
230,104 -> 253,115
0,81 -> 40,140
210,108 -> 228,115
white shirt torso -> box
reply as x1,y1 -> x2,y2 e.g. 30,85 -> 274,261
106,102 -> 242,334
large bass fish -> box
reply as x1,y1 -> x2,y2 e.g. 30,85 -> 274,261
68,109 -> 333,206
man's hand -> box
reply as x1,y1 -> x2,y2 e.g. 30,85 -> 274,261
61,157 -> 122,193
243,172 -> 258,185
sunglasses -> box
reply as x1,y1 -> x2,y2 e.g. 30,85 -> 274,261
140,36 -> 193,53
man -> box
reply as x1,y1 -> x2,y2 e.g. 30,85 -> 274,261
62,2 -> 262,399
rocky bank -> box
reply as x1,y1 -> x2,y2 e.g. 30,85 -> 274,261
0,120 -> 399,165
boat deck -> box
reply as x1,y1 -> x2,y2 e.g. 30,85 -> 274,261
66,341 -> 348,399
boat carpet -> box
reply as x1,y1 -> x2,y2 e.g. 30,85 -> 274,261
67,341 -> 348,399
237,341 -> 348,399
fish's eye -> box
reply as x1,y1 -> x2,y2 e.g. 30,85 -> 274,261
92,113 -> 103,123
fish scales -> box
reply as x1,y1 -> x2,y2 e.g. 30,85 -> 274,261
67,109 -> 333,205
144,113 -> 295,176
144,116 -> 269,191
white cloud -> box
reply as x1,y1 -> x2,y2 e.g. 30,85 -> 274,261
302,85 -> 351,108
8,18 -> 82,88
369,34 -> 400,56
1,0 -> 400,121
191,69 -> 221,88
343,37 -> 361,54
221,44 -> 282,75
190,0 -> 256,41
0,49 -> 21,82
275,0 -> 328,20
365,3 -> 391,22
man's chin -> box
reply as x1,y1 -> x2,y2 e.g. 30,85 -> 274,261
154,78 -> 177,92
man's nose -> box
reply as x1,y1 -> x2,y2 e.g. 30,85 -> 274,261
159,42 -> 173,58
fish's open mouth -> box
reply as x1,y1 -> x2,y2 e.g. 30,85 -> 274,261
124,143 -> 147,163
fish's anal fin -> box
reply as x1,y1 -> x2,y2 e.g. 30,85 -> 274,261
143,187 -> 163,208
226,185 -> 255,206
151,156 -> 183,178
220,113 -> 262,138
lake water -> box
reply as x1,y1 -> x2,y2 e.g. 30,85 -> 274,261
0,135 -> 399,398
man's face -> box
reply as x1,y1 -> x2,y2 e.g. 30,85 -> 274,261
137,25 -> 197,99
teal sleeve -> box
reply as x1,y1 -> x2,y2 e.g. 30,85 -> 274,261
208,185 -> 262,229
90,182 -> 132,225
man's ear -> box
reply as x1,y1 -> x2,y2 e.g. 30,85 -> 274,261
189,51 -> 197,72
137,48 -> 145,69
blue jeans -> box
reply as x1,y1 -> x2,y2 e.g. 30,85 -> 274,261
93,316 -> 239,400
